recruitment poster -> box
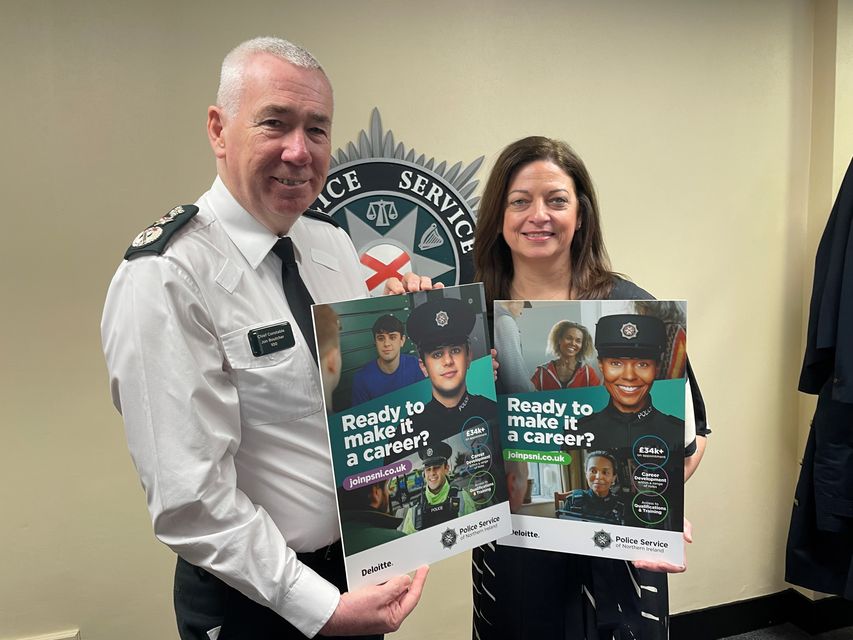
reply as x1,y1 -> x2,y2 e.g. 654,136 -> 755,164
495,299 -> 687,564
313,283 -> 511,589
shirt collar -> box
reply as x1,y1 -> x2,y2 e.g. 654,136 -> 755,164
430,391 -> 471,413
603,399 -> 656,422
207,175 -> 284,270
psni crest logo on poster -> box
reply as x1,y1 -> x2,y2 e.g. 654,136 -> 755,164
311,109 -> 483,295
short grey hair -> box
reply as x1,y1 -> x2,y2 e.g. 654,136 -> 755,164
216,36 -> 326,116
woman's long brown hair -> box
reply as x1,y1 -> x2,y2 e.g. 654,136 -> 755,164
474,136 -> 616,306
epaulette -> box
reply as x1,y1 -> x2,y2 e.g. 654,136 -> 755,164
302,209 -> 341,228
124,205 -> 199,260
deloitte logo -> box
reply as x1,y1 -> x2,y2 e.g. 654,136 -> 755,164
311,109 -> 483,295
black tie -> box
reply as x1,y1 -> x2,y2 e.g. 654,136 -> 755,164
272,237 -> 317,362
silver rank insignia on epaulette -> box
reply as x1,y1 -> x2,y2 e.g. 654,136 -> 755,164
154,205 -> 186,226
131,205 -> 187,247
124,204 -> 199,260
132,226 -> 163,247
620,322 -> 638,339
435,311 -> 449,327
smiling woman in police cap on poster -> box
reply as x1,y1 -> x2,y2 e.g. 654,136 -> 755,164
576,313 -> 690,529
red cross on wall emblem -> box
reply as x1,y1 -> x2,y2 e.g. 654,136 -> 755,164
360,243 -> 413,293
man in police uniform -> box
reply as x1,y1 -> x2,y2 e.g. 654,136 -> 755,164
577,314 -> 685,529
404,296 -> 497,444
559,450 -> 625,525
400,442 -> 477,533
101,37 -> 425,639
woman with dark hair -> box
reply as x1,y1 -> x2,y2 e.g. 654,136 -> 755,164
532,320 -> 600,390
471,136 -> 709,640
474,136 -> 622,303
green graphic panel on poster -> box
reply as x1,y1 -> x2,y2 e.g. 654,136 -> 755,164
329,356 -> 493,478
499,379 -> 684,455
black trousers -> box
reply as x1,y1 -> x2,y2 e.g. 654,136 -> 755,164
174,542 -> 382,640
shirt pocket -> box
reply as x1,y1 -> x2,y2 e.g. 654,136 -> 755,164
311,247 -> 341,271
220,321 -> 322,426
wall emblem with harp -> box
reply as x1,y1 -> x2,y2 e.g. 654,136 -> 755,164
311,109 -> 482,295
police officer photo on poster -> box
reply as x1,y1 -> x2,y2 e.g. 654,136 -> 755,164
494,299 -> 689,565
313,283 -> 511,590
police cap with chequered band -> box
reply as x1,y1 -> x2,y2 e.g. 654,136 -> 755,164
406,297 -> 475,352
594,313 -> 666,361
419,441 -> 453,467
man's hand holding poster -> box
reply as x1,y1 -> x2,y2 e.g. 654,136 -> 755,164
496,299 -> 688,565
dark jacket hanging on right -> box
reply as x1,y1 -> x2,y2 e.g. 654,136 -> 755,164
786,157 -> 853,599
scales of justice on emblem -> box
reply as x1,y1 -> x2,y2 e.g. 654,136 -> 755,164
310,109 -> 484,296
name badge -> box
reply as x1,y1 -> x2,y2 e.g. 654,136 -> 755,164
247,323 -> 296,357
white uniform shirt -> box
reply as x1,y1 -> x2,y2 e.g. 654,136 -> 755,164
101,177 -> 368,637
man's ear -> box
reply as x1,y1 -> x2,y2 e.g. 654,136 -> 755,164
207,105 -> 227,159
418,358 -> 428,377
324,347 -> 341,376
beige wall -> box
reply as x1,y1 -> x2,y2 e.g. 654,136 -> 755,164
2,1 -> 850,638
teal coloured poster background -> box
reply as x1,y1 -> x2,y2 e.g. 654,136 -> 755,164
330,355 -> 494,478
